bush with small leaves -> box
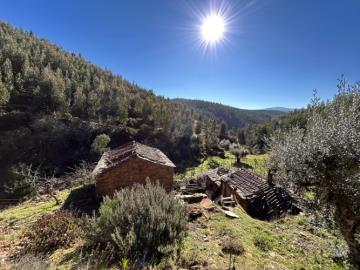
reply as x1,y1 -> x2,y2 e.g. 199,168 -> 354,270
22,210 -> 79,253
82,181 -> 187,267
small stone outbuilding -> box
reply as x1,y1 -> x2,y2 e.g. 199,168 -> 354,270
93,141 -> 175,195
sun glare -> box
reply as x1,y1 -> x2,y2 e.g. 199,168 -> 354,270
201,14 -> 225,43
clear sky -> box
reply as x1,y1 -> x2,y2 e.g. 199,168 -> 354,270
1,0 -> 359,109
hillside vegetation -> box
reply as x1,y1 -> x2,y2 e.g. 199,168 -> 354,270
174,98 -> 285,129
174,99 -> 309,154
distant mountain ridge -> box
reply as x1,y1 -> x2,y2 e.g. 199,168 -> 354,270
264,107 -> 293,113
173,98 -> 285,129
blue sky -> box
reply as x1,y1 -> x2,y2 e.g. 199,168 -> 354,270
1,0 -> 359,109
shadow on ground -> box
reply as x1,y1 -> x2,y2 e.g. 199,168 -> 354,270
62,184 -> 102,216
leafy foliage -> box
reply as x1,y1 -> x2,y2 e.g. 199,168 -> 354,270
229,143 -> 249,164
82,182 -> 187,266
22,210 -> 79,253
267,80 -> 360,267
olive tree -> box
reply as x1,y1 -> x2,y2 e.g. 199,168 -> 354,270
90,134 -> 110,157
230,143 -> 249,165
267,81 -> 360,266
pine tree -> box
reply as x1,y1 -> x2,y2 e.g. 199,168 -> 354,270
2,58 -> 14,93
0,75 -> 10,105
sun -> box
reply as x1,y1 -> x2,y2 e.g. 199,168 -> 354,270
201,14 -> 225,43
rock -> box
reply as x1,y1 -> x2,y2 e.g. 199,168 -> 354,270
223,210 -> 239,219
178,193 -> 208,203
188,206 -> 203,220
200,198 -> 215,211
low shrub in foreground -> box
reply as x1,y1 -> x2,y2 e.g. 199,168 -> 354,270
82,181 -> 187,267
22,210 -> 79,253
11,254 -> 53,270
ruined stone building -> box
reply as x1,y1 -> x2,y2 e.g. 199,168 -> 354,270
93,141 -> 175,195
178,167 -> 301,220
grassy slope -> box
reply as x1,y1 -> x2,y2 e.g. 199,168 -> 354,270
176,152 -> 268,179
181,206 -> 350,270
0,191 -> 70,265
0,154 -> 352,269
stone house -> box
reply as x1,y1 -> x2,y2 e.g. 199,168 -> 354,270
93,141 -> 175,195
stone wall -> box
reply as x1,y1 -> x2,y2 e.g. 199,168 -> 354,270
95,158 -> 174,195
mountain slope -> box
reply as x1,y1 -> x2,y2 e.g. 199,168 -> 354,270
264,107 -> 293,113
174,99 -> 285,129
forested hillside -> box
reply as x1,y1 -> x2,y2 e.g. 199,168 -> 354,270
173,98 -> 308,153
174,98 -> 285,129
237,108 -> 308,152
0,21 -> 217,196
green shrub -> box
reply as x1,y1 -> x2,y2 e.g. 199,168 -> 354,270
90,134 -> 110,156
82,181 -> 187,266
22,210 -> 79,253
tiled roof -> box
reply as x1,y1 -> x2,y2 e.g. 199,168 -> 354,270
93,141 -> 175,176
224,169 -> 301,219
226,169 -> 269,198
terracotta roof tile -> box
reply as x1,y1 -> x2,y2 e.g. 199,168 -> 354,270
93,141 -> 175,176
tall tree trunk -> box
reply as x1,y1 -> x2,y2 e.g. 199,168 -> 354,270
335,199 -> 360,267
